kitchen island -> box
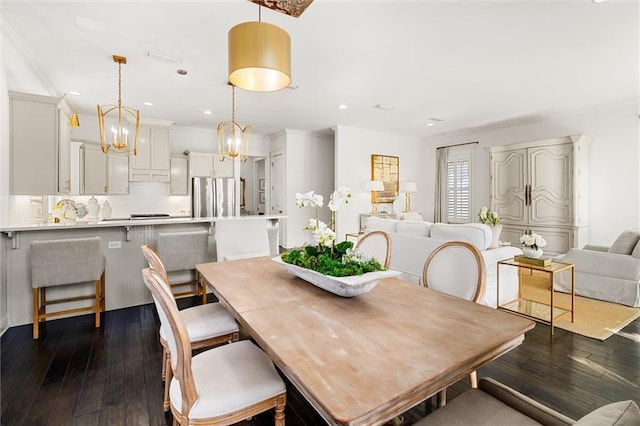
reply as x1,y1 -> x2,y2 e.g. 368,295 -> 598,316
0,215 -> 284,328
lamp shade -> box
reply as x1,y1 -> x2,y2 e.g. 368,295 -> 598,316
228,21 -> 291,92
399,181 -> 417,193
365,180 -> 385,191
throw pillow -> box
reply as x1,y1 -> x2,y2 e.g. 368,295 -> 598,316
574,400 -> 640,426
608,230 -> 640,255
631,239 -> 640,259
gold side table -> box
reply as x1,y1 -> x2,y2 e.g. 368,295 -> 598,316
497,258 -> 575,336
345,231 -> 363,242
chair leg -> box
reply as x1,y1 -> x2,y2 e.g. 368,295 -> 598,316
100,271 -> 106,312
164,352 -> 172,412
198,273 -> 207,305
470,371 -> 478,388
32,288 -> 39,340
275,394 -> 286,426
161,346 -> 167,380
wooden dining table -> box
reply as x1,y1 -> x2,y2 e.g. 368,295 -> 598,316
196,257 -> 535,426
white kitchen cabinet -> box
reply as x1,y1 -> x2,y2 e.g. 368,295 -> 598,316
489,134 -> 590,254
9,92 -> 59,195
129,124 -> 170,182
81,143 -> 129,194
169,156 -> 189,195
57,102 -> 73,194
187,151 -> 234,178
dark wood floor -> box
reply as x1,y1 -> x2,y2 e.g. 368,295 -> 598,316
2,295 -> 639,425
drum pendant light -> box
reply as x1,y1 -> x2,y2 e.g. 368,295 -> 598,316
228,19 -> 291,92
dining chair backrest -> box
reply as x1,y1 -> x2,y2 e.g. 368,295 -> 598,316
157,231 -> 210,273
356,230 -> 392,268
215,218 -> 271,261
142,268 -> 197,419
141,244 -> 169,282
421,241 -> 486,303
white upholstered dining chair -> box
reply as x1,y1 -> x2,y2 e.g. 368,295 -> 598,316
142,268 -> 286,425
356,230 -> 392,268
421,240 -> 487,407
141,245 -> 239,412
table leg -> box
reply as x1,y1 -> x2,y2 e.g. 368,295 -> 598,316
549,271 -> 554,336
571,266 -> 575,323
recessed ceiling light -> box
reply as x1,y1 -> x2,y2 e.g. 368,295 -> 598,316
177,69 -> 188,75
204,110 -> 213,115
373,104 -> 394,111
592,0 -> 608,3
143,102 -> 154,106
338,104 -> 348,109
146,50 -> 183,63
426,123 -> 435,127
68,91 -> 81,96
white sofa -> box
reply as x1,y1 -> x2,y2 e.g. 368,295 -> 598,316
555,229 -> 640,307
364,217 -> 522,308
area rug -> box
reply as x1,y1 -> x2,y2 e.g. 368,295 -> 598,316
519,271 -> 640,341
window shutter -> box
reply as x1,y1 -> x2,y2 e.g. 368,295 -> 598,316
446,158 -> 471,222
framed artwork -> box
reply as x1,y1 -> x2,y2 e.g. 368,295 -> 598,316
259,178 -> 266,191
371,154 -> 399,203
259,191 -> 266,204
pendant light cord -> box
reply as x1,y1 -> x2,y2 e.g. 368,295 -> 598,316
258,4 -> 262,22
231,85 -> 235,124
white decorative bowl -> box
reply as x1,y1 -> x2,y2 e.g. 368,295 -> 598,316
272,255 -> 401,297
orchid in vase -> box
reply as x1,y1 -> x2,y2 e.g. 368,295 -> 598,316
280,188 -> 385,277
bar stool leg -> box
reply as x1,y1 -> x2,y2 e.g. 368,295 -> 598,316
32,288 -> 39,339
94,279 -> 101,328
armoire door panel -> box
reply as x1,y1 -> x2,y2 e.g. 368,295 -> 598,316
529,196 -> 571,225
491,149 -> 527,223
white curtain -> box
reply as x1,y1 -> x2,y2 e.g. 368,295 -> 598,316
434,147 -> 448,223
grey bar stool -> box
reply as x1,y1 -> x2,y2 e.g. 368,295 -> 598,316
156,230 -> 210,304
30,237 -> 106,339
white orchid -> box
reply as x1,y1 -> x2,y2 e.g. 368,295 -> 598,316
297,187 -> 351,248
343,247 -> 372,265
296,191 -> 323,208
328,187 -> 352,212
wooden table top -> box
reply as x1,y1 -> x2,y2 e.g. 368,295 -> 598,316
197,257 -> 535,426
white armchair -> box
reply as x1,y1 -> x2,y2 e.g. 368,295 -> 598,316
556,229 -> 640,307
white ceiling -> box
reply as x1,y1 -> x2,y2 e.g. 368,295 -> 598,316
2,0 -> 638,139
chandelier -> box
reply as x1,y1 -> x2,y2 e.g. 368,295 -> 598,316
228,5 -> 291,92
216,85 -> 251,163
97,55 -> 140,155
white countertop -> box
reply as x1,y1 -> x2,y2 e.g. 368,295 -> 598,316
0,215 -> 286,233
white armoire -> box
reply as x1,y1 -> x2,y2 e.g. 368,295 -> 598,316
489,134 -> 590,255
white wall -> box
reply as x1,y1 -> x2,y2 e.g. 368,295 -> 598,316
334,125 -> 426,239
280,129 -> 335,248
424,100 -> 640,245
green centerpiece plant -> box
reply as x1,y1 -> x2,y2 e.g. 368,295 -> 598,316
281,188 -> 385,277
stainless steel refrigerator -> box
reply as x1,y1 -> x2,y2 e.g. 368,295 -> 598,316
191,177 -> 236,218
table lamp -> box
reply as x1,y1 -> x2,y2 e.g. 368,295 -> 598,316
365,180 -> 385,213
399,181 -> 417,212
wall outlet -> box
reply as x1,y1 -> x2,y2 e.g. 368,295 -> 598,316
108,241 -> 122,249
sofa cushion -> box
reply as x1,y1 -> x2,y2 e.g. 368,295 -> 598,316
365,217 -> 397,233
430,223 -> 492,251
396,221 -> 432,237
399,212 -> 424,221
575,400 -> 640,426
609,230 -> 640,255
